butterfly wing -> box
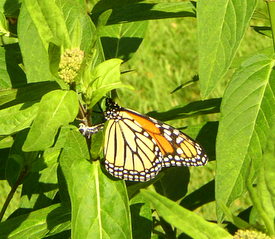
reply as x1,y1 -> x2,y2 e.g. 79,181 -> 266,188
103,107 -> 208,182
146,118 -> 208,168
104,110 -> 163,182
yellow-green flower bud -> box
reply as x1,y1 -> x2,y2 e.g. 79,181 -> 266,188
58,48 -> 84,84
233,229 -> 273,239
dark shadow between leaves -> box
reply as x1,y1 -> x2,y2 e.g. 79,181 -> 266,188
91,1 -> 196,25
0,81 -> 59,110
4,44 -> 27,88
101,37 -> 143,61
196,121 -> 218,162
251,26 -> 272,38
0,211 -> 29,237
130,203 -> 152,239
46,206 -> 71,235
154,167 -> 190,201
180,179 -> 215,210
147,98 -> 221,122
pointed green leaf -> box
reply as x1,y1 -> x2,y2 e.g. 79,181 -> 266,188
141,190 -> 231,239
100,21 -> 147,61
0,102 -> 39,135
216,53 -> 275,220
18,3 -> 56,83
198,0 -> 257,97
87,58 -> 133,107
60,130 -> 132,239
23,0 -> 70,47
23,90 -> 78,151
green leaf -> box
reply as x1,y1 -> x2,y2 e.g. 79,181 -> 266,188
0,204 -> 70,239
255,122 -> 275,234
141,190 -> 231,239
23,90 -> 78,151
18,3 -> 56,83
87,58 -> 133,107
262,122 -> 275,215
60,130 -> 132,239
198,0 -> 257,98
216,53 -> 275,220
56,0 -> 98,53
99,21 -> 148,61
0,102 -> 39,135
23,0 -> 70,47
18,0 -> 96,84
0,47 -> 11,88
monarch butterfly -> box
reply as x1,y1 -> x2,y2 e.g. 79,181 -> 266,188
79,98 -> 208,182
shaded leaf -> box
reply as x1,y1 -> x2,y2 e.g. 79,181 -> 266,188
5,130 -> 38,186
0,204 -> 70,239
0,44 -> 26,89
0,136 -> 13,149
92,2 -> 196,24
0,81 -> 59,108
180,180 -> 215,211
154,167 -> 190,201
147,98 -> 221,121
0,102 -> 39,135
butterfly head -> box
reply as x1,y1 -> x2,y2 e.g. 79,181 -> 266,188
105,98 -> 121,120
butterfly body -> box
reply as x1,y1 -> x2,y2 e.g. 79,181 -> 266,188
101,99 -> 208,182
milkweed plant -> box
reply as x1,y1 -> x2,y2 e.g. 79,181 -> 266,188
0,0 -> 274,239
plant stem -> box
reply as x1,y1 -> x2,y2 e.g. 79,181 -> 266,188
0,169 -> 27,222
266,0 -> 275,51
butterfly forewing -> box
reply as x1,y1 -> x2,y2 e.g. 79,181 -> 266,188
104,111 -> 163,182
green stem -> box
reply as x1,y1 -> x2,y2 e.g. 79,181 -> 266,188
0,169 -> 27,222
266,0 -> 275,51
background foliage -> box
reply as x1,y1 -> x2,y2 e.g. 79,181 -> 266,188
0,0 -> 275,238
